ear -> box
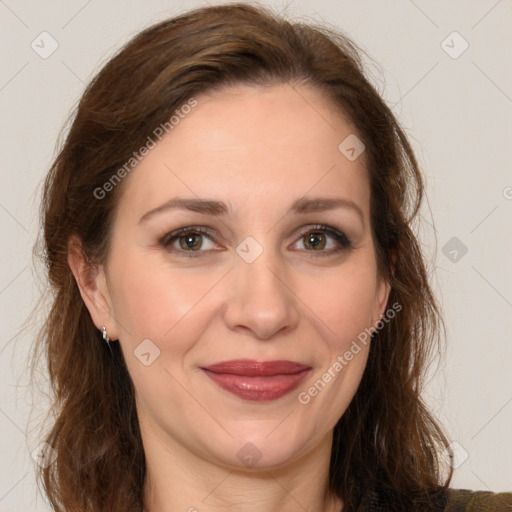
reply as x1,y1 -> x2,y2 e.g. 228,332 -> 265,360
372,277 -> 391,328
67,235 -> 118,340
371,249 -> 396,329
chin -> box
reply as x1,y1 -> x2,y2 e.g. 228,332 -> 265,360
201,431 -> 307,472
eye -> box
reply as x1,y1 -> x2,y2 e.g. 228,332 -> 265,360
160,226 -> 219,257
160,224 -> 353,258
291,224 -> 352,254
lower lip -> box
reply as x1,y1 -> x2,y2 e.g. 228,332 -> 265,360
201,369 -> 311,401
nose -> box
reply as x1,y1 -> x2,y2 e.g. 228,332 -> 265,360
223,252 -> 300,340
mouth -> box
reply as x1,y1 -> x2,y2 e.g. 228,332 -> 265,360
200,359 -> 312,402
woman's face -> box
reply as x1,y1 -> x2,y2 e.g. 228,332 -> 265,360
93,83 -> 390,470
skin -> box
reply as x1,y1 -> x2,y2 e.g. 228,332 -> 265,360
69,83 -> 391,512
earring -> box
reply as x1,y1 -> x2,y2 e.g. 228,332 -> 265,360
102,326 -> 114,356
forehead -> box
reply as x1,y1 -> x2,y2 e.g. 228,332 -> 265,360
115,83 -> 370,221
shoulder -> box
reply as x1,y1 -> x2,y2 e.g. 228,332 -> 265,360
444,488 -> 512,511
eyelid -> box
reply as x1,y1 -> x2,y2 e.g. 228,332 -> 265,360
291,224 -> 353,250
160,225 -> 218,246
159,225 -> 222,259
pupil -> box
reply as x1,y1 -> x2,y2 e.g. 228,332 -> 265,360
307,232 -> 325,250
180,233 -> 201,250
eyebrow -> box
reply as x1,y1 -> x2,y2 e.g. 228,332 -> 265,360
138,196 -> 365,226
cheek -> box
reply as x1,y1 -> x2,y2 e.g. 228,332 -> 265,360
296,259 -> 379,345
108,250 -> 224,349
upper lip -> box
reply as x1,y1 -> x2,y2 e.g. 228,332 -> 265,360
201,359 -> 311,377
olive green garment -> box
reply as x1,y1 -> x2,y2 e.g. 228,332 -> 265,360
445,489 -> 512,511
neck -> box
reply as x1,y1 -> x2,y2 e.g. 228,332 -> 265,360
141,424 -> 343,512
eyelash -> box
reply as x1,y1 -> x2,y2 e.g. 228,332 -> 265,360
160,224 -> 353,259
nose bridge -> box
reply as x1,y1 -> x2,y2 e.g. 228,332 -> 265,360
223,241 -> 299,339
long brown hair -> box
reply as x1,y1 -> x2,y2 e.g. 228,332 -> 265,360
33,3 -> 453,511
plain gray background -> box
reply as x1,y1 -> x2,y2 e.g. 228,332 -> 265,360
1,0 -> 511,510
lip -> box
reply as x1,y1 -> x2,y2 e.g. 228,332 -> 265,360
200,359 -> 311,402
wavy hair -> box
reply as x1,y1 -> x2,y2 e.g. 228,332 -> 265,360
33,3 -> 453,511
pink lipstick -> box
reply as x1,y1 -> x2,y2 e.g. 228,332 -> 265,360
201,359 -> 311,401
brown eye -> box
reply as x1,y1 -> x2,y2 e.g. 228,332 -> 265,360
161,226 -> 218,257
291,225 -> 353,254
178,232 -> 204,251
303,232 -> 327,250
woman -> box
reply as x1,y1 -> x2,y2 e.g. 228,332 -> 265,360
33,3 -> 511,511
